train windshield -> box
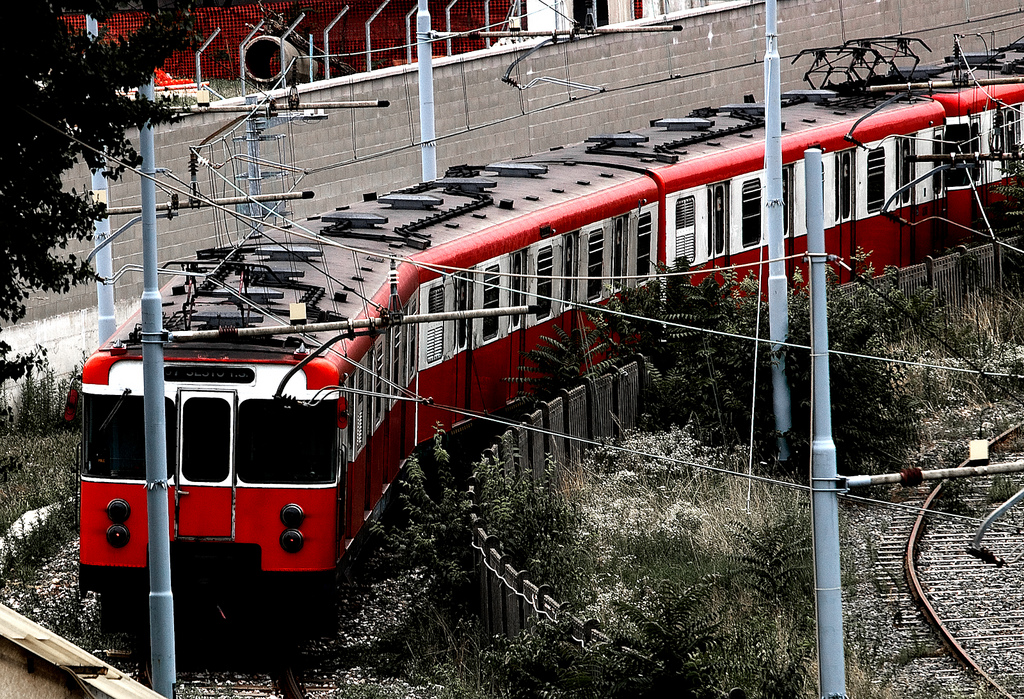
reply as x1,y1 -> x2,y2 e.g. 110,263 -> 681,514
235,400 -> 336,484
84,393 -> 176,479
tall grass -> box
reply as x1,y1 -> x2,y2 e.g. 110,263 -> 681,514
0,361 -> 81,603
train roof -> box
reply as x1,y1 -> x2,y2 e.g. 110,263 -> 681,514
86,40 -> 1024,378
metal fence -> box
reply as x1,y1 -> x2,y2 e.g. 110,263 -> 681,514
469,356 -> 646,642
846,237 -> 1022,305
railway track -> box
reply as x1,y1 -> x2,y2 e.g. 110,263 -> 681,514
905,428 -> 1024,698
174,667 -> 306,698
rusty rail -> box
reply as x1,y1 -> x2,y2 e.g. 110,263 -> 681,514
904,425 -> 1020,699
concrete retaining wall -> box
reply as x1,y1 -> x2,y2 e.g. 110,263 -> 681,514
6,0 -> 1024,375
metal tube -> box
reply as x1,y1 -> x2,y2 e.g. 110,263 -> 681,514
367,0 -> 391,72
324,7 -> 349,80
973,484 -> 1024,551
139,78 -> 176,699
279,12 -> 306,90
195,27 -> 220,92
406,5 -> 417,64
468,25 -> 683,37
417,0 -> 437,181
806,147 -> 848,699
88,16 -> 116,346
484,0 -> 491,47
764,0 -> 792,462
174,100 -> 388,113
239,20 -> 265,97
446,0 -> 459,56
846,459 -> 1024,488
105,191 -> 314,217
169,305 -> 535,342
867,75 -> 1024,92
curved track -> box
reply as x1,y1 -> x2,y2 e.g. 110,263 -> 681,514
906,427 -> 1024,698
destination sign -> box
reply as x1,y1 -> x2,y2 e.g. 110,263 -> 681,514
164,366 -> 255,383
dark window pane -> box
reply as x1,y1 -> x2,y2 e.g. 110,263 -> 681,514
536,246 -> 553,318
85,394 -> 175,479
587,230 -> 604,300
637,212 -> 652,277
181,397 -> 230,483
483,265 -> 499,339
741,179 -> 761,247
866,147 -> 885,213
236,400 -> 335,484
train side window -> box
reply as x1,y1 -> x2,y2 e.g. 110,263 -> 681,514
509,252 -> 524,331
993,109 -> 1005,154
391,326 -> 402,407
612,215 -> 626,289
782,166 -> 793,236
455,273 -> 470,351
482,264 -> 500,341
536,246 -> 553,319
740,178 -> 761,248
424,285 -> 444,365
675,196 -> 695,263
707,183 -> 729,257
898,138 -> 914,205
636,211 -> 652,279
866,147 -> 885,213
236,400 -> 335,484
355,368 -> 365,453
562,233 -> 577,306
835,150 -> 853,222
180,397 -> 230,483
84,395 -> 175,479
932,128 -> 944,195
405,297 -> 417,384
1005,107 -> 1020,152
587,228 -> 604,300
373,339 -> 385,427
945,121 -> 977,188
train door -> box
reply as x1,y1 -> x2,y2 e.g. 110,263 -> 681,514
175,390 -> 235,540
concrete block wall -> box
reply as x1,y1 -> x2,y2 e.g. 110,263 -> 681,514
6,0 -> 1024,376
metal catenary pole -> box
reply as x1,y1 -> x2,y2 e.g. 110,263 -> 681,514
416,0 -> 437,181
87,15 -> 115,346
139,78 -> 176,698
764,0 -> 793,462
805,147 -> 848,699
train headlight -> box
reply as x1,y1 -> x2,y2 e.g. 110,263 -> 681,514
106,524 -> 130,548
280,528 -> 304,553
280,504 -> 304,528
106,499 -> 131,524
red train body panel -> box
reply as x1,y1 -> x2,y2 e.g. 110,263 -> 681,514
78,44 -> 1024,636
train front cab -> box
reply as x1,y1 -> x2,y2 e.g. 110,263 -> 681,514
79,355 -> 345,636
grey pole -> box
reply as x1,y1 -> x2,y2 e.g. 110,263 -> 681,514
87,16 -> 115,346
324,7 -> 349,80
195,27 -> 220,94
416,0 -> 437,181
805,147 -> 848,699
139,78 -> 176,698
764,0 -> 792,461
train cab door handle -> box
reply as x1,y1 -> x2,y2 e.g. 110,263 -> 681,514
179,489 -> 190,496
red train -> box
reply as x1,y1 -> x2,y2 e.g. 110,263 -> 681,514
78,40 -> 1024,635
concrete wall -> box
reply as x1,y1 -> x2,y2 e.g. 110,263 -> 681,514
6,0 -> 1024,375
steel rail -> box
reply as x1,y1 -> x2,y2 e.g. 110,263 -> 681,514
904,425 -> 1020,699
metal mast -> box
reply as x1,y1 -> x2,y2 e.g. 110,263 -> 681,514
805,147 -> 848,699
87,15 -> 115,346
764,0 -> 793,461
139,78 -> 176,698
416,0 -> 437,181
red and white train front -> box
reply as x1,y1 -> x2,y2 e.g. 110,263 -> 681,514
79,346 -> 345,634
